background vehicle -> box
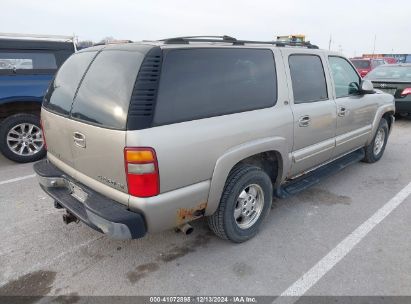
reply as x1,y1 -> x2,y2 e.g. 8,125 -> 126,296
350,58 -> 386,77
34,36 -> 395,243
365,64 -> 411,116
276,34 -> 306,43
0,33 -> 75,162
383,57 -> 398,64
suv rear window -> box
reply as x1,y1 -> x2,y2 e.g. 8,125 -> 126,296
71,50 -> 145,129
153,48 -> 277,125
0,52 -> 57,72
44,51 -> 97,116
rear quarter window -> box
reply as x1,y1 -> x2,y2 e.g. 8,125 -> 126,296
0,51 -> 58,75
153,48 -> 277,125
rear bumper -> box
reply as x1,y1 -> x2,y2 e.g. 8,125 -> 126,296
33,159 -> 146,240
395,100 -> 411,114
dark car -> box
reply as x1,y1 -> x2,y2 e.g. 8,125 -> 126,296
0,37 -> 75,162
365,64 -> 411,116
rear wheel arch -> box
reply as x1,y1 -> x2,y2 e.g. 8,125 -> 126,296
237,151 -> 282,188
206,138 -> 288,216
0,101 -> 42,122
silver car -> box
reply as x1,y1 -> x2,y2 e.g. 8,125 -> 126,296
34,36 -> 395,243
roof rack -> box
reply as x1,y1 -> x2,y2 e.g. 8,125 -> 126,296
160,35 -> 319,49
93,39 -> 133,46
0,32 -> 77,51
160,35 -> 238,43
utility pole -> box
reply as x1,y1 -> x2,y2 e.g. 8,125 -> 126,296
372,35 -> 377,56
328,34 -> 332,50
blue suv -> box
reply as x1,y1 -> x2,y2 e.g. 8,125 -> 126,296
0,38 -> 74,162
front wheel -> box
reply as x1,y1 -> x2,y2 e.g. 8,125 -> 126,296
207,164 -> 273,243
0,114 -> 46,163
363,118 -> 389,163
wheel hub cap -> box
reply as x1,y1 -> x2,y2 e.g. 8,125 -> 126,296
6,123 -> 44,156
234,184 -> 264,229
373,128 -> 385,156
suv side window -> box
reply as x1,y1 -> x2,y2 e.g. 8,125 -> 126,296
289,54 -> 328,104
329,56 -> 361,98
153,48 -> 277,126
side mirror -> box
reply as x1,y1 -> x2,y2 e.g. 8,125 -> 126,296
360,80 -> 374,94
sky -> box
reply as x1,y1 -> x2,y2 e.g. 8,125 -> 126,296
1,0 -> 410,57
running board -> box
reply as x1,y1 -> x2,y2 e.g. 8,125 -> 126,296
276,149 -> 365,199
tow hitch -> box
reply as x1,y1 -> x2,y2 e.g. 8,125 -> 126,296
62,211 -> 79,225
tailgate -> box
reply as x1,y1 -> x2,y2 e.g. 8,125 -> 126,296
41,47 -> 149,203
69,118 -> 128,193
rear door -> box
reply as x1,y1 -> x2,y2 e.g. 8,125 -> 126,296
43,48 -> 147,202
283,51 -> 337,176
68,49 -> 146,195
42,51 -> 97,167
327,56 -> 378,157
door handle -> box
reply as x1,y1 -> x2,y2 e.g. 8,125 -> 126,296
298,115 -> 311,127
338,107 -> 347,117
73,132 -> 86,148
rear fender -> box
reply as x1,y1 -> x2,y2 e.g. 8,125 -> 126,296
205,137 -> 290,215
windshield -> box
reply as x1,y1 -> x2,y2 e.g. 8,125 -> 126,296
365,66 -> 411,81
351,60 -> 370,69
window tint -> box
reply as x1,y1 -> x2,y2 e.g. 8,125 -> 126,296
0,52 -> 56,70
289,55 -> 328,103
329,56 -> 361,98
44,51 -> 96,116
71,50 -> 145,129
154,48 -> 277,125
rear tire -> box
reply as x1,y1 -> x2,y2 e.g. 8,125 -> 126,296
207,164 -> 272,243
363,118 -> 389,163
0,114 -> 46,163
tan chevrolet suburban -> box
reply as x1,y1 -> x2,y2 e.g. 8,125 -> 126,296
34,36 -> 395,243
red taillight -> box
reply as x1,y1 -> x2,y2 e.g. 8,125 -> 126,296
124,147 -> 159,197
40,118 -> 47,151
360,70 -> 369,77
401,88 -> 411,97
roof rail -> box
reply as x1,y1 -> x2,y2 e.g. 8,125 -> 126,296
161,35 -> 238,44
0,32 -> 77,51
161,35 -> 319,49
